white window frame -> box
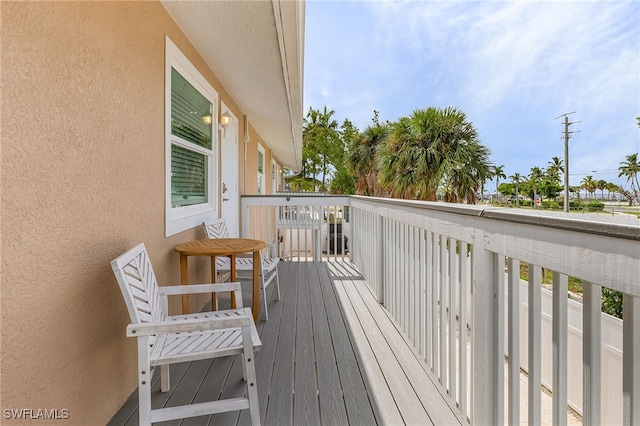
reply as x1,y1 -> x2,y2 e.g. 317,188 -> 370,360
271,159 -> 277,194
257,143 -> 265,195
165,36 -> 219,236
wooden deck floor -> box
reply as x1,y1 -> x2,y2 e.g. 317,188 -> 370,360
108,261 -> 378,426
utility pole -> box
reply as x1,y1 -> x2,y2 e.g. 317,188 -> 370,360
554,112 -> 580,212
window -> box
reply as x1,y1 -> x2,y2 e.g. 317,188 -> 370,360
257,144 -> 265,194
165,37 -> 218,236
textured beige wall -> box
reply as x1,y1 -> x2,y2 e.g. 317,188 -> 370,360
1,1 -> 273,423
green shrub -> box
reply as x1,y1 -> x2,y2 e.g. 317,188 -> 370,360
541,200 -> 560,209
602,288 -> 623,318
585,201 -> 605,211
558,200 -> 583,209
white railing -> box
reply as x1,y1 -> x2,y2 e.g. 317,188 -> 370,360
349,195 -> 640,425
241,194 -> 640,425
241,195 -> 351,262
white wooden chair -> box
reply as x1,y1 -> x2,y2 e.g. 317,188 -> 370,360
111,243 -> 261,425
203,219 -> 281,321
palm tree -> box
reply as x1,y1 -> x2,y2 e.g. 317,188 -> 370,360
346,121 -> 387,196
618,153 -> 640,204
377,107 -> 490,202
510,173 -> 521,207
492,165 -> 506,202
546,156 -> 564,183
442,141 -> 491,203
596,180 -> 608,200
581,175 -> 596,199
529,166 -> 544,207
607,182 -> 620,201
303,106 -> 339,191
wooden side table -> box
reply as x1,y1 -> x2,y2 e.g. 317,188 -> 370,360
174,238 -> 266,322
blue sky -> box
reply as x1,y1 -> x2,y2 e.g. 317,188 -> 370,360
303,0 -> 640,189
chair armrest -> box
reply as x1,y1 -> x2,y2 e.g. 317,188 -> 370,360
159,282 -> 242,296
126,314 -> 252,337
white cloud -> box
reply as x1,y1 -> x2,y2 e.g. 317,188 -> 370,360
305,1 -> 639,185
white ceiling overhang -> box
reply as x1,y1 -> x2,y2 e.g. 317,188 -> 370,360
161,0 -> 304,171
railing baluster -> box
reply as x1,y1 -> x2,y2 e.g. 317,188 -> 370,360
401,222 -> 406,331
411,227 -> 424,351
494,254 -> 505,425
425,230 -> 433,370
431,232 -> 441,376
419,228 -> 426,358
449,238 -> 458,404
507,257 -> 520,426
583,280 -> 601,425
552,271 -> 568,425
459,241 -> 468,421
528,263 -> 542,425
623,293 -> 640,425
376,214 -> 384,302
406,223 -> 411,336
440,235 -> 447,385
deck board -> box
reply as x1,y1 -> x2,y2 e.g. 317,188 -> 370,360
309,263 -> 350,425
109,261 -> 460,426
263,262 -> 297,426
315,263 -> 376,426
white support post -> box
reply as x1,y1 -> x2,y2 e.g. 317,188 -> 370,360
552,272 -> 568,426
583,281 -> 601,425
623,294 -> 640,426
471,229 -> 498,425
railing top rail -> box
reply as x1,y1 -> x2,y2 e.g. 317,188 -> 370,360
349,195 -> 640,241
241,194 -> 351,207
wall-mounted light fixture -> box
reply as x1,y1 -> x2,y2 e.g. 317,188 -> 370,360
220,111 -> 231,136
202,113 -> 213,126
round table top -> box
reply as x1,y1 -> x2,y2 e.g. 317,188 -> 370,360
174,238 -> 266,256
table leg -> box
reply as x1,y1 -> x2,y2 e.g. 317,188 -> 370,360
230,255 -> 237,309
252,250 -> 260,322
210,255 -> 218,311
180,254 -> 190,314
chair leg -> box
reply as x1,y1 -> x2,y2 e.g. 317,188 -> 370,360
241,354 -> 247,381
261,273 -> 269,322
138,339 -> 152,425
241,327 -> 260,426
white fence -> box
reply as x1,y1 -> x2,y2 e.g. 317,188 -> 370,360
241,194 -> 640,425
349,196 -> 640,425
241,195 -> 350,262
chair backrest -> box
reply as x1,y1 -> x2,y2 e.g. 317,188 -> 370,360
203,219 -> 231,269
203,218 -> 229,239
111,243 -> 165,325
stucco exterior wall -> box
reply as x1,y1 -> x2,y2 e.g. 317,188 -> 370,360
1,2 -> 276,423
